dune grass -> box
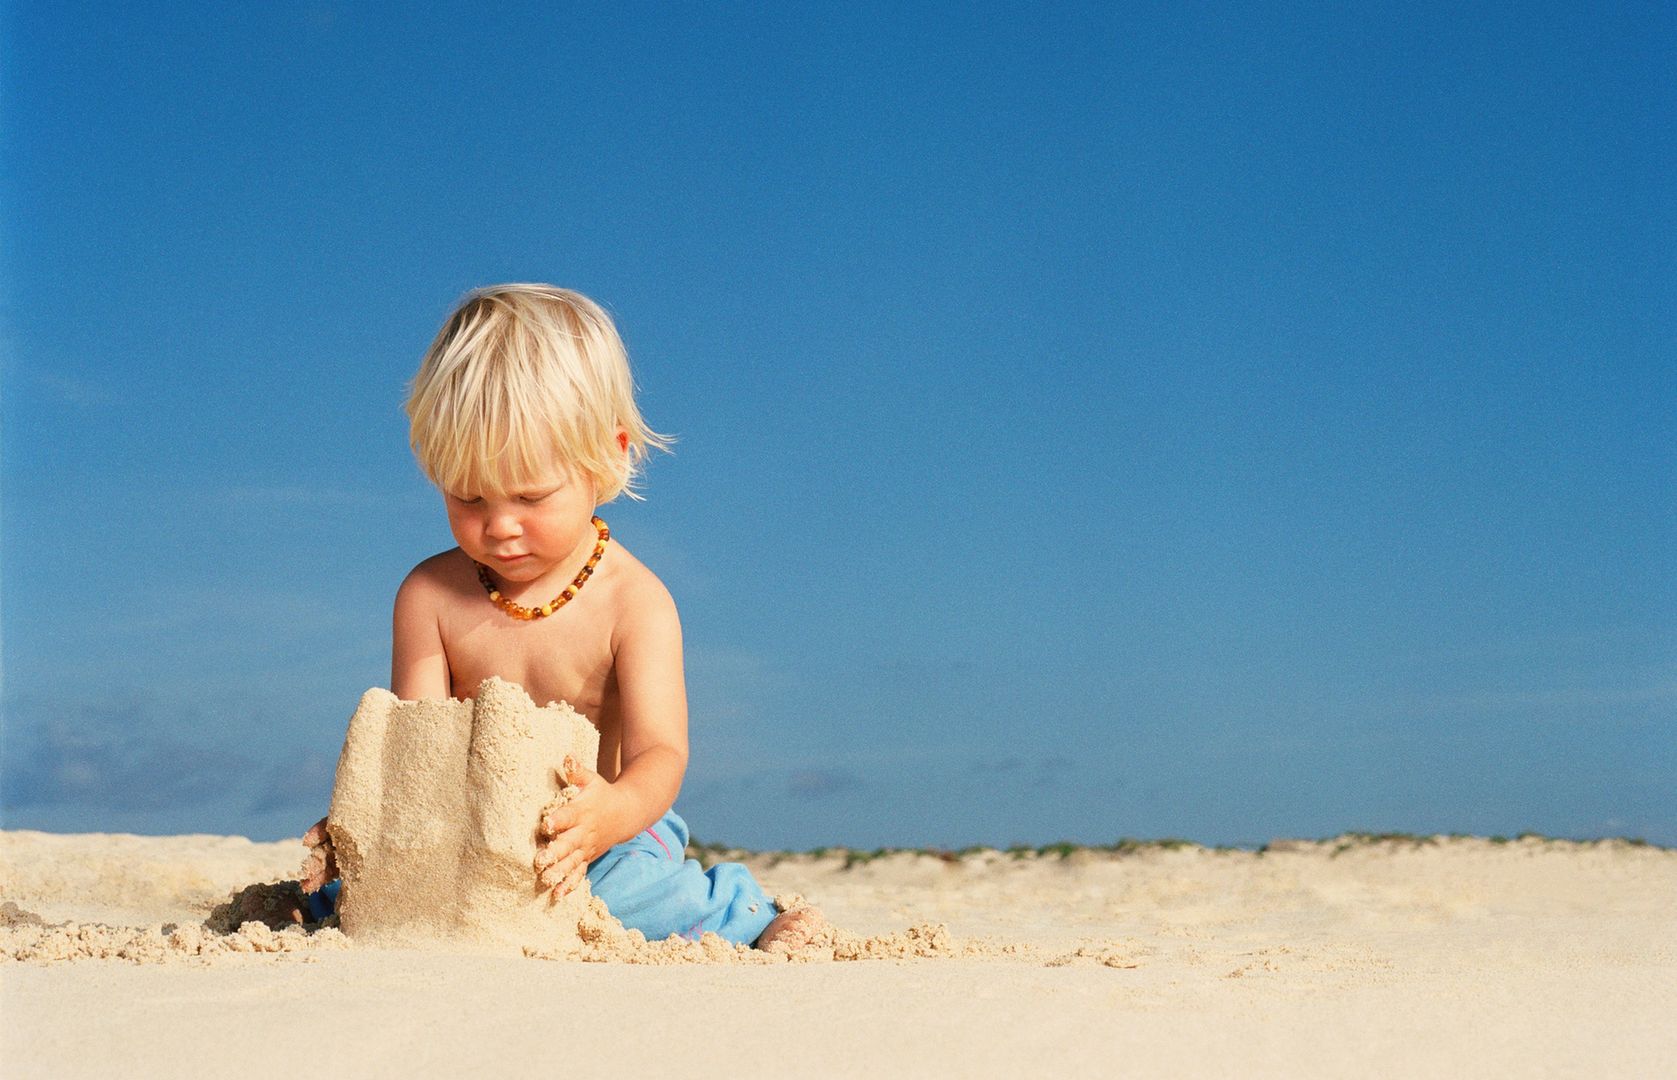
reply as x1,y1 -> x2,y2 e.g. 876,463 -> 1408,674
686,830 -> 1669,866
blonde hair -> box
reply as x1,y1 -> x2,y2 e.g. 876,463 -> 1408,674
405,284 -> 673,503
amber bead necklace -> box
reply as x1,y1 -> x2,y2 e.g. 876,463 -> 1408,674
475,515 -> 610,621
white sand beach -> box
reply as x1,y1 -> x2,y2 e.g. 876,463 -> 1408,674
3,828 -> 1673,1078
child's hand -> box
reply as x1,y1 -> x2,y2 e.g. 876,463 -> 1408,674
533,758 -> 625,900
298,815 -> 338,893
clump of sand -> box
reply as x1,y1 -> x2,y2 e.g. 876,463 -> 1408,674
2,901 -> 47,928
0,885 -> 351,964
521,892 -> 1030,965
1,898 -> 349,963
322,677 -> 601,953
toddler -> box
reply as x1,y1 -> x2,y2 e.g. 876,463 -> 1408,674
298,283 -> 823,952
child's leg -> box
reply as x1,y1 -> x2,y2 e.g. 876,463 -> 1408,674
585,808 -> 778,947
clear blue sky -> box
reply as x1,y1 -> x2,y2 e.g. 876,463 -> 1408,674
3,2 -> 1672,849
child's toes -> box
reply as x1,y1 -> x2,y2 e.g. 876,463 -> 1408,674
757,906 -> 830,954
787,907 -> 828,944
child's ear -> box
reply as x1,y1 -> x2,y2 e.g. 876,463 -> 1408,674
616,427 -> 630,455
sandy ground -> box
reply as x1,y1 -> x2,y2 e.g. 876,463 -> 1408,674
3,829 -> 1674,1078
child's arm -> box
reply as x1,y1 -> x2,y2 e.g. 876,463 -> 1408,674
536,579 -> 689,897
604,579 -> 691,830
391,563 -> 452,700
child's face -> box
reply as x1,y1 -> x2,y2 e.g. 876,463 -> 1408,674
443,459 -> 600,588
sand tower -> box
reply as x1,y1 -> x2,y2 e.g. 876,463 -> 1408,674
323,676 -> 600,952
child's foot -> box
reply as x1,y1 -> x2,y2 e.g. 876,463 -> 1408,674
755,904 -> 829,955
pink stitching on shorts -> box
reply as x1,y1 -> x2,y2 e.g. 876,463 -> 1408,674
644,826 -> 674,860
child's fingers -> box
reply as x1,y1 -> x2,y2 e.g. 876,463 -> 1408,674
554,851 -> 589,897
558,758 -> 598,788
534,841 -> 565,874
539,804 -> 576,837
537,860 -> 565,890
538,848 -> 585,891
298,846 -> 328,891
535,840 -> 580,884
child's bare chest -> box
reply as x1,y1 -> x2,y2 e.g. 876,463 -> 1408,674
437,606 -> 624,775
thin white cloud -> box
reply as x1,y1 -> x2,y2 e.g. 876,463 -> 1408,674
1373,679 -> 1677,717
25,369 -> 121,409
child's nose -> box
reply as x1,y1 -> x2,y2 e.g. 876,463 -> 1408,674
485,512 -> 522,539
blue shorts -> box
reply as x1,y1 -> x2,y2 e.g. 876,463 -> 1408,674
305,807 -> 778,947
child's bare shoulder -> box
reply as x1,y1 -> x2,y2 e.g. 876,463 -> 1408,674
602,543 -> 681,640
395,548 -> 475,608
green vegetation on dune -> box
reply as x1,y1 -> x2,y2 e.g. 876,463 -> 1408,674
842,847 -> 896,869
685,830 -> 1670,863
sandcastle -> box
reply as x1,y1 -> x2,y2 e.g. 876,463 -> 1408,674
322,676 -> 600,953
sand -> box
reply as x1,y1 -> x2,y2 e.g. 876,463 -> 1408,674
5,681 -> 1672,1072
4,830 -> 1675,1077
323,677 -> 602,951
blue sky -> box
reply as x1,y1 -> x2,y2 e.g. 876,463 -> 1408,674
3,2 -> 1672,849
